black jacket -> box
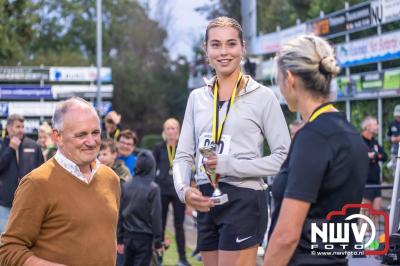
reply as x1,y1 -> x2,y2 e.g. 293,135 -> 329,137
0,136 -> 44,207
363,136 -> 387,184
117,150 -> 162,249
153,142 -> 176,195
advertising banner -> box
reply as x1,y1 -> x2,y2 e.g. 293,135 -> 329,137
0,67 -> 49,81
0,85 -> 52,99
384,69 -> 400,90
51,84 -> 113,99
49,67 -> 112,82
336,30 -> 400,67
254,24 -> 306,55
8,102 -> 57,117
346,4 -> 373,31
371,0 -> 400,24
361,72 -> 384,90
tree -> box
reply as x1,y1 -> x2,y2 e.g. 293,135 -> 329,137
0,0 -> 39,64
195,0 -> 241,23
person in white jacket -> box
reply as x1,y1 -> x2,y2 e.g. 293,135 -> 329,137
173,16 -> 290,266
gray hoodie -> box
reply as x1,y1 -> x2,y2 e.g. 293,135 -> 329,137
173,76 -> 291,203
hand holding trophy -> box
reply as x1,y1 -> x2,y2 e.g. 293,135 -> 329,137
199,143 -> 229,205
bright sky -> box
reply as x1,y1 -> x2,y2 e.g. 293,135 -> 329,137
145,0 -> 211,60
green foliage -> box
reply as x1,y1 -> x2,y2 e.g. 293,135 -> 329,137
195,0 -> 241,23
140,134 -> 163,150
0,0 -> 189,137
0,0 -> 39,64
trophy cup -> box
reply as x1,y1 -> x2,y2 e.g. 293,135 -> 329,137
199,143 -> 229,205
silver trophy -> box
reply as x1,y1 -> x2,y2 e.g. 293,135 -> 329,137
199,143 -> 229,205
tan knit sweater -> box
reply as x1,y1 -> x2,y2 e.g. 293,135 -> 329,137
0,158 -> 120,266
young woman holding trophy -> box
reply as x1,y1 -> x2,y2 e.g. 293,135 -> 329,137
173,17 -> 290,265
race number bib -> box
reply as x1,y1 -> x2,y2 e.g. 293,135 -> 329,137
196,132 -> 231,182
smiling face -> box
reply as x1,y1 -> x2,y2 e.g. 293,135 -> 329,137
53,106 -> 101,167
205,26 -> 244,77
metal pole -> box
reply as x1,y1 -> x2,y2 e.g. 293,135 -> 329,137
346,99 -> 351,122
345,2 -> 351,123
96,0 -> 102,115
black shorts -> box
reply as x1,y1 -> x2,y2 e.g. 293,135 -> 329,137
363,188 -> 381,201
197,182 -> 268,251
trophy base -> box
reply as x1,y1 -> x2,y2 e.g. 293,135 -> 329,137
210,193 -> 229,205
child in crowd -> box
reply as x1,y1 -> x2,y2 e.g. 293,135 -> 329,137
99,139 -> 132,184
117,150 -> 163,266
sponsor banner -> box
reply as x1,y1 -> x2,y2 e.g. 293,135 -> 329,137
0,67 -> 49,81
49,67 -> 112,82
328,13 -> 347,35
307,18 -> 330,36
384,69 -> 400,90
7,101 -> 57,117
0,85 -> 52,99
346,4 -> 373,31
361,72 -> 384,90
254,24 -> 307,54
51,84 -> 113,99
371,0 -> 400,24
336,30 -> 400,67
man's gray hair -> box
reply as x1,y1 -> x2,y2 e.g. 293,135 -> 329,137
52,97 -> 99,131
6,114 -> 24,126
361,116 -> 377,131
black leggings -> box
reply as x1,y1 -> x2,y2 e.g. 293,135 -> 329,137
161,193 -> 186,260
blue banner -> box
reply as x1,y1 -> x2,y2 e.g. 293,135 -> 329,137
0,85 -> 52,99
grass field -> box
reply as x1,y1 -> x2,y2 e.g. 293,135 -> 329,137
163,230 -> 202,266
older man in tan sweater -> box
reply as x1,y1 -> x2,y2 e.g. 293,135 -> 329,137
0,98 -> 120,266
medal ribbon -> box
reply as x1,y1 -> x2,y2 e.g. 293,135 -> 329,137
166,143 -> 176,173
309,103 -> 334,122
212,72 -> 243,144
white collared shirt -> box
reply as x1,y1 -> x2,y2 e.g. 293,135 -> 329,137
54,151 -> 100,184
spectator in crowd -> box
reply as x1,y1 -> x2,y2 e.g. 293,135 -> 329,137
0,98 -> 120,265
99,139 -> 132,185
387,104 -> 400,175
362,116 -> 387,213
153,118 -> 190,266
117,150 -> 163,266
98,138 -> 131,266
37,122 -> 57,161
0,114 -> 44,233
289,120 -> 304,138
102,110 -> 122,140
117,129 -> 139,176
